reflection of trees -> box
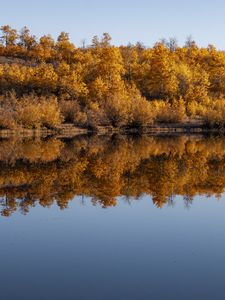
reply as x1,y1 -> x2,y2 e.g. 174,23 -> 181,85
0,135 -> 225,216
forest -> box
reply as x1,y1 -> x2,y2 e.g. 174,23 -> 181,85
0,25 -> 225,130
0,135 -> 224,216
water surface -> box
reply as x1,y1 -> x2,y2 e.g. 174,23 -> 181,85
0,135 -> 225,300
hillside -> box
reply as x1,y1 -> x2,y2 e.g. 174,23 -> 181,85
0,25 -> 225,132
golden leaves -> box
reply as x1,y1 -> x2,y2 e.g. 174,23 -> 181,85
0,25 -> 225,128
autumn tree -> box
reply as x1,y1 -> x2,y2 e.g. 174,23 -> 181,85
56,32 -> 76,63
19,26 -> 36,51
0,25 -> 18,46
138,43 -> 179,99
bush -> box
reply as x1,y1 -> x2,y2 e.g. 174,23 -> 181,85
85,103 -> 106,129
16,95 -> 63,129
103,94 -> 129,127
200,98 -> 225,127
100,85 -> 156,128
0,108 -> 17,129
59,100 -> 87,126
0,93 -> 18,129
40,98 -> 63,128
153,98 -> 187,123
129,98 -> 155,127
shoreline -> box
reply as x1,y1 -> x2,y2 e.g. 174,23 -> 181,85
0,122 -> 224,138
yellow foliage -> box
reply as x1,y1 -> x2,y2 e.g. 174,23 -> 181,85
59,100 -> 87,126
16,96 -> 63,128
0,25 -> 225,129
153,98 -> 187,123
200,98 -> 225,126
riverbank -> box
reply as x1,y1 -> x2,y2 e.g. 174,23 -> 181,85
0,121 -> 224,138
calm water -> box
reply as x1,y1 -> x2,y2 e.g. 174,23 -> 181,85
0,135 -> 225,300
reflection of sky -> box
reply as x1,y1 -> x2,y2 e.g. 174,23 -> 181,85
1,0 -> 225,48
0,193 -> 225,300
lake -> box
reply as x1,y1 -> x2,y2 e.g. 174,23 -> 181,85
0,134 -> 225,300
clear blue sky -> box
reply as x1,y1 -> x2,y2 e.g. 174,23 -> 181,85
1,0 -> 225,48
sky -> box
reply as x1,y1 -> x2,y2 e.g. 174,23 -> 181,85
1,0 -> 225,48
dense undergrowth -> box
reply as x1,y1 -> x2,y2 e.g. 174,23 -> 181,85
0,25 -> 225,129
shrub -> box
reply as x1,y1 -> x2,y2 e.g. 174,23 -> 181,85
103,94 -> 129,127
17,101 -> 42,128
129,98 -> 155,127
40,98 -> 63,128
200,98 -> 225,127
59,100 -> 87,126
153,98 -> 187,123
85,103 -> 106,129
16,95 -> 63,129
0,93 -> 18,129
0,108 -> 17,129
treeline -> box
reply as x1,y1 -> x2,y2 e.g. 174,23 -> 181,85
0,25 -> 225,129
0,135 -> 224,216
